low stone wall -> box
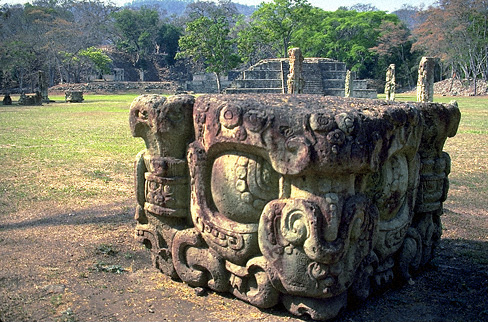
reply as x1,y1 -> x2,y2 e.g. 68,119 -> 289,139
49,81 -> 179,94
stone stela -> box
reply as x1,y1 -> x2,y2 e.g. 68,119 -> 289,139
129,93 -> 460,320
385,64 -> 396,101
417,57 -> 436,102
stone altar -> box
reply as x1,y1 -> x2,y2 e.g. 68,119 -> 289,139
130,94 -> 460,320
65,91 -> 84,103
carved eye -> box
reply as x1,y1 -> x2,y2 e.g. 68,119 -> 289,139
310,113 -> 335,132
327,129 -> 346,145
336,113 -> 355,134
220,105 -> 242,129
244,110 -> 267,132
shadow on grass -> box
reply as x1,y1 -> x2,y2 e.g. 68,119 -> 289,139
0,201 -> 135,231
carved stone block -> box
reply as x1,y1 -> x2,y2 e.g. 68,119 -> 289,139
65,91 -> 84,103
130,94 -> 460,320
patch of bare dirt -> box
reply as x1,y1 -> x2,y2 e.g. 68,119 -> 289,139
0,201 -> 487,322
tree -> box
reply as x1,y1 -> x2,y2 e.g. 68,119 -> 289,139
292,9 -> 401,79
239,0 -> 312,59
371,20 -> 417,88
156,23 -> 182,65
112,7 -> 160,79
412,0 -> 488,94
176,15 -> 241,93
79,46 -> 112,78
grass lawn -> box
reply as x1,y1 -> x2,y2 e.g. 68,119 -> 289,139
0,93 -> 486,237
0,94 -> 144,214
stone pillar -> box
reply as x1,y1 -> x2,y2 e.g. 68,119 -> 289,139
385,64 -> 395,101
417,57 -> 435,102
287,48 -> 304,94
344,70 -> 352,98
38,70 -> 49,103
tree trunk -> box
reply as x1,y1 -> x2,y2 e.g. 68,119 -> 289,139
215,72 -> 222,93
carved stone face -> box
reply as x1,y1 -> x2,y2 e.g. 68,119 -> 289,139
132,94 -> 460,320
188,95 -> 425,297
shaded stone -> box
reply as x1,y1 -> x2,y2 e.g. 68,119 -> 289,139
38,70 -> 50,103
18,92 -> 42,106
65,91 -> 84,103
130,94 -> 460,320
2,94 -> 12,105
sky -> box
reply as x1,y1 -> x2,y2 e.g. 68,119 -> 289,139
0,0 -> 437,13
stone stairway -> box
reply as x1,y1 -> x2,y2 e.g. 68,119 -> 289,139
351,79 -> 378,99
225,59 -> 285,94
224,58 -> 350,96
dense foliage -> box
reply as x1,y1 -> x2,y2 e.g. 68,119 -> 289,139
1,0 -> 486,94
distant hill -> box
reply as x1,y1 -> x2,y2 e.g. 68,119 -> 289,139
126,0 -> 257,17
392,6 -> 424,30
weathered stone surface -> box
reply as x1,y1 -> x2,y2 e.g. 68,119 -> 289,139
385,64 -> 395,101
417,57 -> 436,102
65,91 -> 84,103
2,94 -> 12,105
38,70 -> 50,103
287,48 -> 304,94
18,92 -> 42,106
130,94 -> 460,320
344,70 -> 352,97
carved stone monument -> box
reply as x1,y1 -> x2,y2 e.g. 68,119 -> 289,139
344,70 -> 352,98
417,57 -> 435,102
287,48 -> 304,94
385,64 -> 395,101
3,94 -> 12,105
65,91 -> 84,103
18,91 -> 42,106
38,70 -> 50,103
130,94 -> 460,320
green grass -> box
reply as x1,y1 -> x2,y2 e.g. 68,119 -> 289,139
0,94 -> 145,212
0,93 -> 486,222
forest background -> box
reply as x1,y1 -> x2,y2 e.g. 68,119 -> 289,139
1,0 -> 487,95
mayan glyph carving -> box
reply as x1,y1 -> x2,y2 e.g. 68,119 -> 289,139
417,57 -> 436,102
130,94 -> 460,320
287,47 -> 305,94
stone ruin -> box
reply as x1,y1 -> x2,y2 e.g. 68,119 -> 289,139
2,94 -> 12,105
287,48 -> 305,94
129,92 -> 460,320
65,91 -> 84,103
417,57 -> 436,102
385,64 -> 396,101
38,70 -> 50,103
18,91 -> 42,106
222,54 -> 377,98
